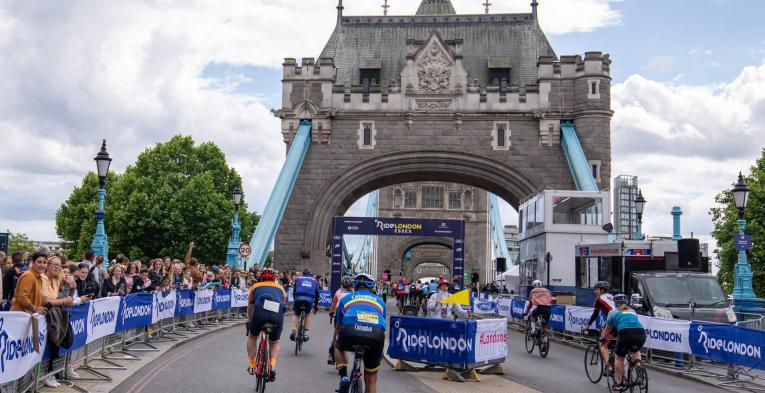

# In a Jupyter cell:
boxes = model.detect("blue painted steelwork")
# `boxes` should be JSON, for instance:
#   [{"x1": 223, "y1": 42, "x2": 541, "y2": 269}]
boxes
[
  {"x1": 246, "y1": 120, "x2": 312, "y2": 269},
  {"x1": 91, "y1": 187, "x2": 109, "y2": 258},
  {"x1": 560, "y1": 121, "x2": 598, "y2": 192},
  {"x1": 350, "y1": 190, "x2": 379, "y2": 273},
  {"x1": 226, "y1": 208, "x2": 241, "y2": 268},
  {"x1": 488, "y1": 193, "x2": 511, "y2": 263}
]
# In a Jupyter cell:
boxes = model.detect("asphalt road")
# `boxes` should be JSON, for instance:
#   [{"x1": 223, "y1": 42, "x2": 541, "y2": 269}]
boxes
[
  {"x1": 112, "y1": 307, "x2": 727, "y2": 393},
  {"x1": 111, "y1": 312, "x2": 437, "y2": 393}
]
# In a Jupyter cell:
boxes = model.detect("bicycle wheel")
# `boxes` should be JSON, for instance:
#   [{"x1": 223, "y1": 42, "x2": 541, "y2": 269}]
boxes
[
  {"x1": 630, "y1": 363, "x2": 647, "y2": 393},
  {"x1": 538, "y1": 330, "x2": 550, "y2": 358},
  {"x1": 295, "y1": 312, "x2": 304, "y2": 355},
  {"x1": 584, "y1": 343, "x2": 604, "y2": 384},
  {"x1": 524, "y1": 327, "x2": 535, "y2": 353}
]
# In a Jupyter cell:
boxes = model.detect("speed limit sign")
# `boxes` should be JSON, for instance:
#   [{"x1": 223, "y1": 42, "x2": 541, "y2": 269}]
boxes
[{"x1": 238, "y1": 242, "x2": 252, "y2": 257}]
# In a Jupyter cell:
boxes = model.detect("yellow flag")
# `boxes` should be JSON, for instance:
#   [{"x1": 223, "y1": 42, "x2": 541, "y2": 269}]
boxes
[{"x1": 439, "y1": 289, "x2": 471, "y2": 306}]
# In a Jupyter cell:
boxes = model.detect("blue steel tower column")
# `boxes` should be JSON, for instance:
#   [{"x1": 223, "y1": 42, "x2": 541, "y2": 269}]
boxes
[{"x1": 226, "y1": 208, "x2": 241, "y2": 267}]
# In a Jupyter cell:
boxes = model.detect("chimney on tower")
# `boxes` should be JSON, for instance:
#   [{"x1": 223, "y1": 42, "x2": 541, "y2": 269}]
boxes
[
  {"x1": 531, "y1": 0, "x2": 539, "y2": 24},
  {"x1": 671, "y1": 206, "x2": 683, "y2": 240},
  {"x1": 337, "y1": 0, "x2": 344, "y2": 25}
]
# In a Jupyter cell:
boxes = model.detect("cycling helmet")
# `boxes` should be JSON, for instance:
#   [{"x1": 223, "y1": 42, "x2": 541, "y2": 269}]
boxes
[
  {"x1": 341, "y1": 275, "x2": 354, "y2": 289},
  {"x1": 302, "y1": 268, "x2": 312, "y2": 276},
  {"x1": 614, "y1": 294, "x2": 628, "y2": 306},
  {"x1": 260, "y1": 268, "x2": 277, "y2": 281},
  {"x1": 352, "y1": 273, "x2": 375, "y2": 290},
  {"x1": 594, "y1": 281, "x2": 611, "y2": 291},
  {"x1": 532, "y1": 280, "x2": 543, "y2": 288}
]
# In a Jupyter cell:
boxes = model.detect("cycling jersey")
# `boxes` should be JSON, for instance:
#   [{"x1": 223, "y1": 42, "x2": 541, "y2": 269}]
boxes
[
  {"x1": 528, "y1": 287, "x2": 553, "y2": 306},
  {"x1": 336, "y1": 290, "x2": 387, "y2": 330},
  {"x1": 294, "y1": 276, "x2": 319, "y2": 298},
  {"x1": 248, "y1": 281, "x2": 287, "y2": 340},
  {"x1": 330, "y1": 288, "x2": 352, "y2": 313},
  {"x1": 587, "y1": 293, "x2": 615, "y2": 327},
  {"x1": 606, "y1": 309, "x2": 643, "y2": 332}
]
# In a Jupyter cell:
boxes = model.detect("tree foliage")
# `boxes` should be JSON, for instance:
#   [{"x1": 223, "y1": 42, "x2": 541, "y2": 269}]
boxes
[
  {"x1": 56, "y1": 136, "x2": 260, "y2": 264},
  {"x1": 7, "y1": 232, "x2": 36, "y2": 255},
  {"x1": 710, "y1": 149, "x2": 765, "y2": 295}
]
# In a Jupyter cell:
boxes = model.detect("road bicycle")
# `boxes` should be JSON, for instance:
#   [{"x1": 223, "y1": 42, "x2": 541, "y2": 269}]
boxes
[
  {"x1": 524, "y1": 314, "x2": 551, "y2": 358},
  {"x1": 250, "y1": 323, "x2": 275, "y2": 393},
  {"x1": 337, "y1": 345, "x2": 369, "y2": 393},
  {"x1": 582, "y1": 329, "x2": 648, "y2": 392},
  {"x1": 295, "y1": 308, "x2": 306, "y2": 355}
]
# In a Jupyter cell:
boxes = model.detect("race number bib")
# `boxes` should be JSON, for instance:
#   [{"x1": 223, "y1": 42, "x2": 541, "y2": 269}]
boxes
[
  {"x1": 357, "y1": 312, "x2": 379, "y2": 324},
  {"x1": 263, "y1": 300, "x2": 280, "y2": 313}
]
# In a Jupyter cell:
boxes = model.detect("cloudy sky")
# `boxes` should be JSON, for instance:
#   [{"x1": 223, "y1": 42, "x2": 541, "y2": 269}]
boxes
[{"x1": 1, "y1": 0, "x2": 764, "y2": 262}]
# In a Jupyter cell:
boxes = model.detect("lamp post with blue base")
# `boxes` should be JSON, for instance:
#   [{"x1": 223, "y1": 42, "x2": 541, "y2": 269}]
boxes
[
  {"x1": 730, "y1": 172, "x2": 765, "y2": 313},
  {"x1": 226, "y1": 187, "x2": 243, "y2": 268},
  {"x1": 91, "y1": 140, "x2": 112, "y2": 259},
  {"x1": 634, "y1": 189, "x2": 646, "y2": 241}
]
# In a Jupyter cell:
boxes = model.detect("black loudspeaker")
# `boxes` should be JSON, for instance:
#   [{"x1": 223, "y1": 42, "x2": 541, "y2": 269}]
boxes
[
  {"x1": 678, "y1": 238, "x2": 700, "y2": 270},
  {"x1": 471, "y1": 272, "x2": 480, "y2": 284},
  {"x1": 496, "y1": 258, "x2": 507, "y2": 273}
]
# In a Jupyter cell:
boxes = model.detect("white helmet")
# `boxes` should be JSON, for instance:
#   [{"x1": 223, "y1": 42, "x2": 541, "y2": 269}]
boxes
[{"x1": 532, "y1": 280, "x2": 543, "y2": 288}]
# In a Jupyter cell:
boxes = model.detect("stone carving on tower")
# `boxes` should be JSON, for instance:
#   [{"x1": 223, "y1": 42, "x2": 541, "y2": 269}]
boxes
[{"x1": 417, "y1": 44, "x2": 451, "y2": 92}]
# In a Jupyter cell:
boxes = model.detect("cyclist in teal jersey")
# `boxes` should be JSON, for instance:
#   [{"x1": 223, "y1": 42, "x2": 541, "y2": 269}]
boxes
[{"x1": 602, "y1": 294, "x2": 646, "y2": 390}]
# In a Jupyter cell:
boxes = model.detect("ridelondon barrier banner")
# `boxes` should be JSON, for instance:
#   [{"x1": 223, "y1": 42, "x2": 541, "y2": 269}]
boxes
[
  {"x1": 194, "y1": 289, "x2": 214, "y2": 314},
  {"x1": 690, "y1": 321, "x2": 765, "y2": 370},
  {"x1": 0, "y1": 312, "x2": 47, "y2": 384},
  {"x1": 176, "y1": 290, "x2": 195, "y2": 316},
  {"x1": 231, "y1": 288, "x2": 249, "y2": 308},
  {"x1": 153, "y1": 290, "x2": 177, "y2": 324},
  {"x1": 387, "y1": 316, "x2": 507, "y2": 368},
  {"x1": 117, "y1": 292, "x2": 154, "y2": 331},
  {"x1": 318, "y1": 290, "x2": 333, "y2": 308},
  {"x1": 212, "y1": 289, "x2": 232, "y2": 311},
  {"x1": 87, "y1": 296, "x2": 120, "y2": 344}
]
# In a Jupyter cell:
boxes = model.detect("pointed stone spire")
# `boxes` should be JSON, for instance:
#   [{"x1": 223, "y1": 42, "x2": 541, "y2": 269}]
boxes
[
  {"x1": 337, "y1": 0, "x2": 344, "y2": 25},
  {"x1": 415, "y1": 0, "x2": 456, "y2": 16}
]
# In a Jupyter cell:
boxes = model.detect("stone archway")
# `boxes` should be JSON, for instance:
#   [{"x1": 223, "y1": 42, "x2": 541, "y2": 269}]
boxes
[{"x1": 280, "y1": 149, "x2": 538, "y2": 275}]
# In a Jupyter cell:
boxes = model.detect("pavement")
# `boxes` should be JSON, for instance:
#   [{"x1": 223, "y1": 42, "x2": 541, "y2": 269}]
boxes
[{"x1": 38, "y1": 305, "x2": 730, "y2": 392}]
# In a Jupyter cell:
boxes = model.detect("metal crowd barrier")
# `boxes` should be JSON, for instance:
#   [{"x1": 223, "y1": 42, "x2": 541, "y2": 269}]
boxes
[
  {"x1": 0, "y1": 306, "x2": 247, "y2": 393},
  {"x1": 490, "y1": 295, "x2": 765, "y2": 393}
]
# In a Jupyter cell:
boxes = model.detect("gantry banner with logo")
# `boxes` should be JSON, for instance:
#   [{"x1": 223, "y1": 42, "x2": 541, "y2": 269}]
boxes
[{"x1": 331, "y1": 217, "x2": 465, "y2": 294}]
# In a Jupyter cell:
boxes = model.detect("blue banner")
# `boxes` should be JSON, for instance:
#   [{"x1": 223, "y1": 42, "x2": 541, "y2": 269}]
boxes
[
  {"x1": 176, "y1": 290, "x2": 195, "y2": 316},
  {"x1": 511, "y1": 299, "x2": 527, "y2": 319},
  {"x1": 117, "y1": 293, "x2": 154, "y2": 331},
  {"x1": 550, "y1": 305, "x2": 566, "y2": 330},
  {"x1": 388, "y1": 316, "x2": 471, "y2": 366},
  {"x1": 318, "y1": 290, "x2": 332, "y2": 308},
  {"x1": 61, "y1": 304, "x2": 89, "y2": 354},
  {"x1": 690, "y1": 322, "x2": 765, "y2": 370},
  {"x1": 212, "y1": 289, "x2": 232, "y2": 310}
]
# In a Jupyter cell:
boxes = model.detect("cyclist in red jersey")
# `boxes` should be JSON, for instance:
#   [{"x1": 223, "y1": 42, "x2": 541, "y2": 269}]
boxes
[{"x1": 327, "y1": 276, "x2": 354, "y2": 364}]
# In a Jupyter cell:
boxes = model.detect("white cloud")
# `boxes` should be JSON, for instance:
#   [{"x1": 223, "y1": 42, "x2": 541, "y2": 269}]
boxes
[
  {"x1": 611, "y1": 61, "x2": 765, "y2": 251},
  {"x1": 644, "y1": 55, "x2": 675, "y2": 73}
]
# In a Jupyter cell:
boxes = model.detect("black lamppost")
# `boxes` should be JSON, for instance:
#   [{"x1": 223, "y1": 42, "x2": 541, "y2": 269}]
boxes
[
  {"x1": 545, "y1": 252, "x2": 553, "y2": 286},
  {"x1": 634, "y1": 189, "x2": 646, "y2": 241},
  {"x1": 91, "y1": 140, "x2": 112, "y2": 258}
]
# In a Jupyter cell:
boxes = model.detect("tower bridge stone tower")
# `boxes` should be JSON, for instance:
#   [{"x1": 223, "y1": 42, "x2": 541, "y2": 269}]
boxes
[{"x1": 273, "y1": 0, "x2": 612, "y2": 279}]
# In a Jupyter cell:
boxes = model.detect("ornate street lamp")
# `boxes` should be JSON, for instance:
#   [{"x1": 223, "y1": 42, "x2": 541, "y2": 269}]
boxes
[
  {"x1": 226, "y1": 187, "x2": 243, "y2": 267},
  {"x1": 730, "y1": 172, "x2": 763, "y2": 311},
  {"x1": 634, "y1": 189, "x2": 646, "y2": 241},
  {"x1": 91, "y1": 140, "x2": 112, "y2": 258}
]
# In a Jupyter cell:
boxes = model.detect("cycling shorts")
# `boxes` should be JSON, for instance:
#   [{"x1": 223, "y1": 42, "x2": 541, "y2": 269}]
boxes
[
  {"x1": 293, "y1": 297, "x2": 314, "y2": 313},
  {"x1": 615, "y1": 328, "x2": 646, "y2": 357},
  {"x1": 336, "y1": 324, "x2": 385, "y2": 374},
  {"x1": 531, "y1": 305, "x2": 551, "y2": 325},
  {"x1": 250, "y1": 305, "x2": 285, "y2": 341}
]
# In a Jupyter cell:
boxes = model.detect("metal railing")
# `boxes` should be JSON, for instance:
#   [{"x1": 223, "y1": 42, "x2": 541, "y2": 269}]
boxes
[{"x1": 0, "y1": 307, "x2": 247, "y2": 393}]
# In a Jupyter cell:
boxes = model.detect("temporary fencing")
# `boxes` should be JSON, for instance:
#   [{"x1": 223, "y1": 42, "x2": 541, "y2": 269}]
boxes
[{"x1": 0, "y1": 288, "x2": 254, "y2": 392}]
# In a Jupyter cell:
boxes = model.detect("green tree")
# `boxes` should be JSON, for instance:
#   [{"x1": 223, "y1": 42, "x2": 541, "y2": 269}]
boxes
[
  {"x1": 710, "y1": 149, "x2": 765, "y2": 295},
  {"x1": 7, "y1": 232, "x2": 36, "y2": 255},
  {"x1": 55, "y1": 172, "x2": 121, "y2": 260},
  {"x1": 56, "y1": 135, "x2": 260, "y2": 264}
]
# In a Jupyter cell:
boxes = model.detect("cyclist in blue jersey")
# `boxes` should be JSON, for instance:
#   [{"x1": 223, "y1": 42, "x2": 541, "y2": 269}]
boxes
[
  {"x1": 335, "y1": 273, "x2": 387, "y2": 393},
  {"x1": 603, "y1": 294, "x2": 646, "y2": 390},
  {"x1": 246, "y1": 268, "x2": 286, "y2": 381},
  {"x1": 290, "y1": 268, "x2": 319, "y2": 342}
]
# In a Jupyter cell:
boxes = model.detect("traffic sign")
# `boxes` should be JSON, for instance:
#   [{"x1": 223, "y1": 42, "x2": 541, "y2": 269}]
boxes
[
  {"x1": 238, "y1": 242, "x2": 252, "y2": 257},
  {"x1": 734, "y1": 235, "x2": 752, "y2": 251}
]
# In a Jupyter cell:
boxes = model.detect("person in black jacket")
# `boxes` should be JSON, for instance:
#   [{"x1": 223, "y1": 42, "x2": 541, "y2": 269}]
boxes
[
  {"x1": 132, "y1": 269, "x2": 155, "y2": 293},
  {"x1": 76, "y1": 263, "x2": 100, "y2": 299},
  {"x1": 101, "y1": 265, "x2": 127, "y2": 297},
  {"x1": 2, "y1": 252, "x2": 26, "y2": 310}
]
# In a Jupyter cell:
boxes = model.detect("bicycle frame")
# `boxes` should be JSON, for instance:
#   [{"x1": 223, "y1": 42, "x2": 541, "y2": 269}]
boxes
[{"x1": 349, "y1": 349, "x2": 366, "y2": 393}]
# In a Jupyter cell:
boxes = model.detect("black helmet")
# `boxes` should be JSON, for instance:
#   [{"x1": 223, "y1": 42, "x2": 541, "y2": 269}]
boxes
[
  {"x1": 341, "y1": 275, "x2": 354, "y2": 289},
  {"x1": 614, "y1": 294, "x2": 628, "y2": 306},
  {"x1": 302, "y1": 268, "x2": 312, "y2": 276},
  {"x1": 594, "y1": 281, "x2": 611, "y2": 291}
]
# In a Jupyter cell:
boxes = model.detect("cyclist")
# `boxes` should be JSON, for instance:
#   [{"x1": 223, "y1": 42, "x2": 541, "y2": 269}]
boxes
[
  {"x1": 335, "y1": 273, "x2": 386, "y2": 393},
  {"x1": 581, "y1": 281, "x2": 615, "y2": 373},
  {"x1": 290, "y1": 268, "x2": 319, "y2": 342},
  {"x1": 246, "y1": 268, "x2": 286, "y2": 382},
  {"x1": 523, "y1": 280, "x2": 554, "y2": 335},
  {"x1": 327, "y1": 276, "x2": 354, "y2": 364},
  {"x1": 602, "y1": 294, "x2": 646, "y2": 390}
]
